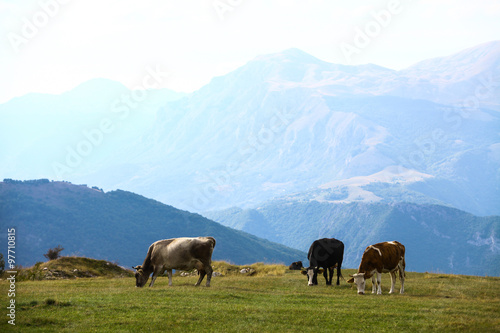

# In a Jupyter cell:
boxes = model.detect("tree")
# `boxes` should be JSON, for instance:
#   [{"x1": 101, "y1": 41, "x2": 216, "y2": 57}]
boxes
[{"x1": 44, "y1": 245, "x2": 64, "y2": 261}]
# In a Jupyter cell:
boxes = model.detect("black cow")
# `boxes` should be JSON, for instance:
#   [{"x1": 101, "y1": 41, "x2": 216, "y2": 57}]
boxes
[
  {"x1": 301, "y1": 238, "x2": 344, "y2": 286},
  {"x1": 289, "y1": 261, "x2": 303, "y2": 270}
]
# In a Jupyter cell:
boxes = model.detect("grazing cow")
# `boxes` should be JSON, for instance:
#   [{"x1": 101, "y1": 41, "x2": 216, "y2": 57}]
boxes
[
  {"x1": 301, "y1": 238, "x2": 344, "y2": 286},
  {"x1": 347, "y1": 241, "x2": 405, "y2": 295},
  {"x1": 133, "y1": 237, "x2": 216, "y2": 287},
  {"x1": 289, "y1": 261, "x2": 303, "y2": 270}
]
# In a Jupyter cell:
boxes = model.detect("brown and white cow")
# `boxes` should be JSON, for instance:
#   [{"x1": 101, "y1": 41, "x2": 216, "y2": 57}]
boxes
[
  {"x1": 133, "y1": 237, "x2": 216, "y2": 287},
  {"x1": 347, "y1": 241, "x2": 405, "y2": 295}
]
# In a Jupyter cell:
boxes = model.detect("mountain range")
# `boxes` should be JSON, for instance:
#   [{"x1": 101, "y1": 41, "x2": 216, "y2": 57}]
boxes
[
  {"x1": 0, "y1": 180, "x2": 305, "y2": 268},
  {"x1": 1, "y1": 41, "x2": 498, "y2": 216},
  {"x1": 204, "y1": 200, "x2": 500, "y2": 276},
  {"x1": 1, "y1": 179, "x2": 498, "y2": 276}
]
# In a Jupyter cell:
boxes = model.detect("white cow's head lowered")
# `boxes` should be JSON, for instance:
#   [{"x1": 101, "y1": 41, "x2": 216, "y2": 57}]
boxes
[
  {"x1": 301, "y1": 267, "x2": 324, "y2": 286},
  {"x1": 348, "y1": 273, "x2": 366, "y2": 294}
]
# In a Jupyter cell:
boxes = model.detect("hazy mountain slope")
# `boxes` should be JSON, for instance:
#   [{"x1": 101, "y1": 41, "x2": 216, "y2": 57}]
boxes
[
  {"x1": 0, "y1": 180, "x2": 305, "y2": 267},
  {"x1": 397, "y1": 40, "x2": 500, "y2": 108},
  {"x1": 0, "y1": 79, "x2": 186, "y2": 180},
  {"x1": 106, "y1": 42, "x2": 500, "y2": 214},
  {"x1": 205, "y1": 201, "x2": 500, "y2": 276},
  {"x1": 1, "y1": 42, "x2": 499, "y2": 216},
  {"x1": 125, "y1": 92, "x2": 499, "y2": 214}
]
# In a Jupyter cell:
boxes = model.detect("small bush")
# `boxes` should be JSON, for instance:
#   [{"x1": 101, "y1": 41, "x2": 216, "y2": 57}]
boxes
[{"x1": 44, "y1": 245, "x2": 64, "y2": 261}]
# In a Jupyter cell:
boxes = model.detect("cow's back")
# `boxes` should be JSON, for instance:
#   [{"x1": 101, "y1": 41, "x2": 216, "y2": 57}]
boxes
[
  {"x1": 308, "y1": 238, "x2": 344, "y2": 266},
  {"x1": 151, "y1": 237, "x2": 215, "y2": 270},
  {"x1": 188, "y1": 237, "x2": 215, "y2": 260},
  {"x1": 362, "y1": 241, "x2": 404, "y2": 272}
]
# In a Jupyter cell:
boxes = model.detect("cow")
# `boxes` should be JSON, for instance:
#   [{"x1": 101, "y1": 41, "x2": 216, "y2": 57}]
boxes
[
  {"x1": 301, "y1": 238, "x2": 344, "y2": 286},
  {"x1": 289, "y1": 261, "x2": 303, "y2": 270},
  {"x1": 132, "y1": 237, "x2": 216, "y2": 288},
  {"x1": 347, "y1": 241, "x2": 405, "y2": 295}
]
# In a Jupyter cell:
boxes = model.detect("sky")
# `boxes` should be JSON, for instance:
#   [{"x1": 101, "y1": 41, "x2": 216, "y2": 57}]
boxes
[{"x1": 1, "y1": 0, "x2": 499, "y2": 104}]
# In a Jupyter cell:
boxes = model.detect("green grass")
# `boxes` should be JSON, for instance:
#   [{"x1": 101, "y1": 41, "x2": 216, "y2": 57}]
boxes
[{"x1": 1, "y1": 265, "x2": 499, "y2": 332}]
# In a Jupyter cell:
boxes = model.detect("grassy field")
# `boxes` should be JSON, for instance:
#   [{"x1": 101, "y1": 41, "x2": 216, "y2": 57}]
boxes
[{"x1": 1, "y1": 262, "x2": 499, "y2": 332}]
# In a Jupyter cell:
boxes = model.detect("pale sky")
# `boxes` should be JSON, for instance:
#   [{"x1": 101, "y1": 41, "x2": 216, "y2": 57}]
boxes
[{"x1": 1, "y1": 0, "x2": 499, "y2": 103}]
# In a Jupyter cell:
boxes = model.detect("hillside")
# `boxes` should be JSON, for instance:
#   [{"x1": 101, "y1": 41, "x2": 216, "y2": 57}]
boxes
[
  {"x1": 0, "y1": 42, "x2": 499, "y2": 216},
  {"x1": 15, "y1": 256, "x2": 134, "y2": 281},
  {"x1": 0, "y1": 180, "x2": 305, "y2": 267},
  {"x1": 204, "y1": 200, "x2": 500, "y2": 276}
]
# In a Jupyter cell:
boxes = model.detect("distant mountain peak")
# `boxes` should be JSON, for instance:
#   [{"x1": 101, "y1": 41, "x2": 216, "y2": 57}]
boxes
[
  {"x1": 252, "y1": 48, "x2": 326, "y2": 66},
  {"x1": 401, "y1": 40, "x2": 500, "y2": 81}
]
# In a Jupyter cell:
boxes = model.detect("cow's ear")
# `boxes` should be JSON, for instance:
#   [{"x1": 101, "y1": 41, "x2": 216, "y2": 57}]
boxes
[
  {"x1": 347, "y1": 278, "x2": 354, "y2": 284},
  {"x1": 132, "y1": 265, "x2": 141, "y2": 270},
  {"x1": 300, "y1": 270, "x2": 307, "y2": 275}
]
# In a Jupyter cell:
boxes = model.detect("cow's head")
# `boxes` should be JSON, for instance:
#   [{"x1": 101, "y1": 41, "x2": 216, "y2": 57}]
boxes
[
  {"x1": 348, "y1": 273, "x2": 366, "y2": 294},
  {"x1": 132, "y1": 265, "x2": 149, "y2": 287},
  {"x1": 301, "y1": 267, "x2": 324, "y2": 286}
]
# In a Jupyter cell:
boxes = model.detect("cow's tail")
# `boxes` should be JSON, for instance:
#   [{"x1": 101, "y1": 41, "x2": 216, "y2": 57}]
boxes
[
  {"x1": 338, "y1": 262, "x2": 345, "y2": 281},
  {"x1": 400, "y1": 256, "x2": 406, "y2": 280},
  {"x1": 397, "y1": 247, "x2": 406, "y2": 281}
]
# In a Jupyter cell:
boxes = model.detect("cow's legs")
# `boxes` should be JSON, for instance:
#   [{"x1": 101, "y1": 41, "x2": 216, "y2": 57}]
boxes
[
  {"x1": 167, "y1": 269, "x2": 173, "y2": 286},
  {"x1": 376, "y1": 272, "x2": 382, "y2": 294},
  {"x1": 324, "y1": 267, "x2": 332, "y2": 285},
  {"x1": 371, "y1": 275, "x2": 377, "y2": 294},
  {"x1": 399, "y1": 259, "x2": 405, "y2": 294},
  {"x1": 149, "y1": 275, "x2": 157, "y2": 287},
  {"x1": 336, "y1": 264, "x2": 342, "y2": 286},
  {"x1": 194, "y1": 262, "x2": 213, "y2": 287},
  {"x1": 149, "y1": 267, "x2": 163, "y2": 287},
  {"x1": 195, "y1": 269, "x2": 206, "y2": 287},
  {"x1": 205, "y1": 264, "x2": 213, "y2": 287},
  {"x1": 389, "y1": 271, "x2": 397, "y2": 294}
]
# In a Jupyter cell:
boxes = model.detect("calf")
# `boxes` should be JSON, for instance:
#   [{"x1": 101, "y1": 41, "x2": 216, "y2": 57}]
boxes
[{"x1": 348, "y1": 241, "x2": 405, "y2": 295}]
